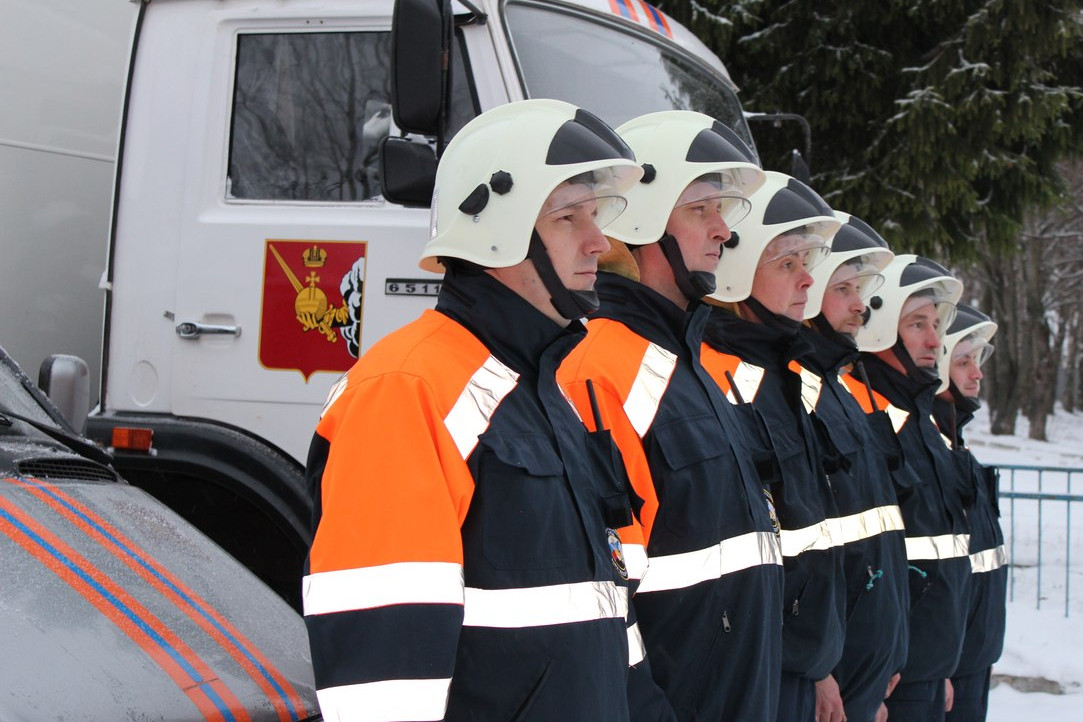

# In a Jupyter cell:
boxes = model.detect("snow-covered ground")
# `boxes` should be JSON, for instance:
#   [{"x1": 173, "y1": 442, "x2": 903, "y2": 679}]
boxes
[{"x1": 963, "y1": 406, "x2": 1083, "y2": 720}]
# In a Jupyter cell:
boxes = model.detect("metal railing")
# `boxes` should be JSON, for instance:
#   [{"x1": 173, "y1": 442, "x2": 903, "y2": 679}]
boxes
[{"x1": 997, "y1": 464, "x2": 1083, "y2": 617}]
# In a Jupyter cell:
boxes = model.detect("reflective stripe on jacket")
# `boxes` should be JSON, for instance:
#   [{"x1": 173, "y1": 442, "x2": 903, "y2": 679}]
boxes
[
  {"x1": 933, "y1": 398, "x2": 1008, "y2": 676},
  {"x1": 797, "y1": 326, "x2": 910, "y2": 719},
  {"x1": 559, "y1": 273, "x2": 783, "y2": 722},
  {"x1": 858, "y1": 354, "x2": 972, "y2": 682},
  {"x1": 702, "y1": 308, "x2": 845, "y2": 682},
  {"x1": 304, "y1": 272, "x2": 646, "y2": 722}
]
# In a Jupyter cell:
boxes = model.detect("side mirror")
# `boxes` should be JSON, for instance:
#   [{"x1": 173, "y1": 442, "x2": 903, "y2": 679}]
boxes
[
  {"x1": 380, "y1": 136, "x2": 438, "y2": 207},
  {"x1": 390, "y1": 0, "x2": 451, "y2": 138},
  {"x1": 39, "y1": 354, "x2": 90, "y2": 434}
]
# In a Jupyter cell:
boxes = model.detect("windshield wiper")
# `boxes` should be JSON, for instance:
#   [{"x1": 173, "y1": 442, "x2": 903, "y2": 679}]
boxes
[{"x1": 0, "y1": 407, "x2": 114, "y2": 468}]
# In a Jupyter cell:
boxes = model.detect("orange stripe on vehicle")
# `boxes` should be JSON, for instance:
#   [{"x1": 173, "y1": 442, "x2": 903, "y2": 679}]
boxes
[
  {"x1": 637, "y1": 1, "x2": 672, "y2": 36},
  {"x1": 0, "y1": 491, "x2": 248, "y2": 722},
  {"x1": 609, "y1": 0, "x2": 639, "y2": 22},
  {"x1": 10, "y1": 476, "x2": 307, "y2": 722}
]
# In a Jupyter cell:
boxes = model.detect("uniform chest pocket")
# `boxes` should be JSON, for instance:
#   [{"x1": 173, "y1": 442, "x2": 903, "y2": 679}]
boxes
[
  {"x1": 820, "y1": 417, "x2": 861, "y2": 459},
  {"x1": 889, "y1": 452, "x2": 931, "y2": 498},
  {"x1": 764, "y1": 420, "x2": 808, "y2": 482},
  {"x1": 474, "y1": 430, "x2": 578, "y2": 571},
  {"x1": 651, "y1": 414, "x2": 736, "y2": 540}
]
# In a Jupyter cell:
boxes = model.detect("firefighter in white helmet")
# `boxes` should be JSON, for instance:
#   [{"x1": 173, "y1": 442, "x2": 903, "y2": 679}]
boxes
[
  {"x1": 559, "y1": 110, "x2": 786, "y2": 722},
  {"x1": 304, "y1": 99, "x2": 680, "y2": 721},
  {"x1": 700, "y1": 171, "x2": 845, "y2": 722},
  {"x1": 849, "y1": 255, "x2": 969, "y2": 722},
  {"x1": 794, "y1": 212, "x2": 909, "y2": 722},
  {"x1": 934, "y1": 305, "x2": 1006, "y2": 722}
]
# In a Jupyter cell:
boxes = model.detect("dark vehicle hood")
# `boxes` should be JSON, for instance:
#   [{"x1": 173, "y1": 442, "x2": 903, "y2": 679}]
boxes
[{"x1": 1, "y1": 452, "x2": 319, "y2": 720}]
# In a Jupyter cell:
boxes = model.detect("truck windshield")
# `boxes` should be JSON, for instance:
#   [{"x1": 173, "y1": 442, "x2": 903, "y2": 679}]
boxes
[{"x1": 504, "y1": 1, "x2": 754, "y2": 151}]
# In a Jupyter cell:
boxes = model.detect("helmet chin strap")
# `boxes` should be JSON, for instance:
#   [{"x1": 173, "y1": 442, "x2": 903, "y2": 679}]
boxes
[
  {"x1": 891, "y1": 339, "x2": 939, "y2": 384},
  {"x1": 657, "y1": 233, "x2": 716, "y2": 301},
  {"x1": 812, "y1": 313, "x2": 858, "y2": 350},
  {"x1": 743, "y1": 296, "x2": 802, "y2": 335},
  {"x1": 948, "y1": 378, "x2": 982, "y2": 413},
  {"x1": 527, "y1": 229, "x2": 600, "y2": 321}
]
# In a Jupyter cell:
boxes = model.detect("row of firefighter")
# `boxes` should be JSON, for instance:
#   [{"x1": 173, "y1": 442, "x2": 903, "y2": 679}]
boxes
[{"x1": 294, "y1": 100, "x2": 1003, "y2": 722}]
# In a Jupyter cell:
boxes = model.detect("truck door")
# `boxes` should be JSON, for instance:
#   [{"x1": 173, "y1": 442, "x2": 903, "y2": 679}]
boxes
[{"x1": 109, "y1": 5, "x2": 483, "y2": 464}]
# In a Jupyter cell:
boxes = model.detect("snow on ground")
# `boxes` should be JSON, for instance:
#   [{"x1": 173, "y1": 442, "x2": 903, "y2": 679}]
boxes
[{"x1": 963, "y1": 406, "x2": 1083, "y2": 720}]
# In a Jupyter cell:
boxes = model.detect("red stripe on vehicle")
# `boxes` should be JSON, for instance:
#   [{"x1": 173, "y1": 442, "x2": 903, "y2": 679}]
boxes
[
  {"x1": 609, "y1": 0, "x2": 639, "y2": 22},
  {"x1": 637, "y1": 1, "x2": 672, "y2": 37},
  {"x1": 0, "y1": 491, "x2": 248, "y2": 722},
  {"x1": 10, "y1": 476, "x2": 308, "y2": 722}
]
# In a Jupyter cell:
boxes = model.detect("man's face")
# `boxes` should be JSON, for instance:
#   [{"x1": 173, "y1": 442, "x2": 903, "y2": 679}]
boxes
[
  {"x1": 949, "y1": 340, "x2": 985, "y2": 398},
  {"x1": 534, "y1": 182, "x2": 611, "y2": 293},
  {"x1": 750, "y1": 235, "x2": 816, "y2": 321},
  {"x1": 820, "y1": 273, "x2": 867, "y2": 336},
  {"x1": 664, "y1": 180, "x2": 734, "y2": 275},
  {"x1": 897, "y1": 301, "x2": 943, "y2": 368}
]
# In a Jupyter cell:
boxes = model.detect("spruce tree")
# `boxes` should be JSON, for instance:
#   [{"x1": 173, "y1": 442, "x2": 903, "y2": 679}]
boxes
[{"x1": 668, "y1": 0, "x2": 1083, "y2": 260}]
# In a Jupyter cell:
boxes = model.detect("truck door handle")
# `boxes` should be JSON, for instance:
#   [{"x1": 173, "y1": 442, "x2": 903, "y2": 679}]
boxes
[{"x1": 175, "y1": 322, "x2": 242, "y2": 339}]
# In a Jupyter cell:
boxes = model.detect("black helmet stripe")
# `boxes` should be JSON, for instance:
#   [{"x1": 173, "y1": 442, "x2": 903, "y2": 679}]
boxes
[
  {"x1": 831, "y1": 219, "x2": 890, "y2": 254},
  {"x1": 546, "y1": 109, "x2": 636, "y2": 165},
  {"x1": 899, "y1": 257, "x2": 953, "y2": 287},
  {"x1": 947, "y1": 303, "x2": 992, "y2": 335},
  {"x1": 762, "y1": 178, "x2": 833, "y2": 226},
  {"x1": 685, "y1": 123, "x2": 756, "y2": 164}
]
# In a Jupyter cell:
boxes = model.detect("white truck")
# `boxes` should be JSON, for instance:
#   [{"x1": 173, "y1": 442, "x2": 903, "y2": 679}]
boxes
[{"x1": 3, "y1": 0, "x2": 762, "y2": 610}]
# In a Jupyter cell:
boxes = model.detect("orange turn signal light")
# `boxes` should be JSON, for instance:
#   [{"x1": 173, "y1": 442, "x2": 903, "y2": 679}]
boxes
[{"x1": 111, "y1": 427, "x2": 154, "y2": 452}]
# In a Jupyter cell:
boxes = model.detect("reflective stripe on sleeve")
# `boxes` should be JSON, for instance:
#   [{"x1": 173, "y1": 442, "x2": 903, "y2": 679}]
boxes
[
  {"x1": 315, "y1": 677, "x2": 451, "y2": 722},
  {"x1": 970, "y1": 544, "x2": 1008, "y2": 573},
  {"x1": 463, "y1": 581, "x2": 627, "y2": 628},
  {"x1": 444, "y1": 355, "x2": 519, "y2": 459},
  {"x1": 303, "y1": 562, "x2": 464, "y2": 616},
  {"x1": 637, "y1": 531, "x2": 783, "y2": 594},
  {"x1": 932, "y1": 414, "x2": 955, "y2": 449},
  {"x1": 724, "y1": 361, "x2": 765, "y2": 405},
  {"x1": 624, "y1": 343, "x2": 677, "y2": 438},
  {"x1": 627, "y1": 622, "x2": 646, "y2": 666},
  {"x1": 623, "y1": 542, "x2": 648, "y2": 582},
  {"x1": 827, "y1": 505, "x2": 906, "y2": 545},
  {"x1": 905, "y1": 533, "x2": 971, "y2": 561},
  {"x1": 320, "y1": 373, "x2": 350, "y2": 419},
  {"x1": 780, "y1": 519, "x2": 842, "y2": 558},
  {"x1": 885, "y1": 404, "x2": 909, "y2": 433},
  {"x1": 795, "y1": 366, "x2": 823, "y2": 414}
]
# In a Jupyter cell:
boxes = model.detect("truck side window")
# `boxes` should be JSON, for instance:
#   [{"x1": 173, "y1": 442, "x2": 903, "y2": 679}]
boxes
[{"x1": 228, "y1": 31, "x2": 392, "y2": 202}]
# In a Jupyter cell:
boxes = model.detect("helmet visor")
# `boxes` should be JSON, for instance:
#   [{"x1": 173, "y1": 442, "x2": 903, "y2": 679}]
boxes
[
  {"x1": 828, "y1": 256, "x2": 886, "y2": 299},
  {"x1": 540, "y1": 170, "x2": 632, "y2": 231},
  {"x1": 953, "y1": 336, "x2": 995, "y2": 367},
  {"x1": 675, "y1": 173, "x2": 754, "y2": 226},
  {"x1": 901, "y1": 287, "x2": 958, "y2": 336},
  {"x1": 758, "y1": 229, "x2": 831, "y2": 272}
]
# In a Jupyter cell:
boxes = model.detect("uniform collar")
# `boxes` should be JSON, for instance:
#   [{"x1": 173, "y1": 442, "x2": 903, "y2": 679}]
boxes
[
  {"x1": 436, "y1": 269, "x2": 585, "y2": 375},
  {"x1": 798, "y1": 323, "x2": 859, "y2": 375},
  {"x1": 703, "y1": 306, "x2": 813, "y2": 367},
  {"x1": 593, "y1": 271, "x2": 692, "y2": 352},
  {"x1": 860, "y1": 352, "x2": 940, "y2": 410}
]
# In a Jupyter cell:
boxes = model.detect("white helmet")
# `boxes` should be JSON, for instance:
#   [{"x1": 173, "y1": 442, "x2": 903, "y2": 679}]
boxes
[
  {"x1": 804, "y1": 212, "x2": 895, "y2": 319},
  {"x1": 420, "y1": 99, "x2": 643, "y2": 273},
  {"x1": 709, "y1": 171, "x2": 840, "y2": 303},
  {"x1": 937, "y1": 303, "x2": 997, "y2": 393},
  {"x1": 854, "y1": 254, "x2": 963, "y2": 353},
  {"x1": 608, "y1": 111, "x2": 766, "y2": 246}
]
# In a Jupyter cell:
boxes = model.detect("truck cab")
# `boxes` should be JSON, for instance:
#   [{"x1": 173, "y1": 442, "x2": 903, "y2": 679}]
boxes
[{"x1": 87, "y1": 0, "x2": 756, "y2": 609}]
